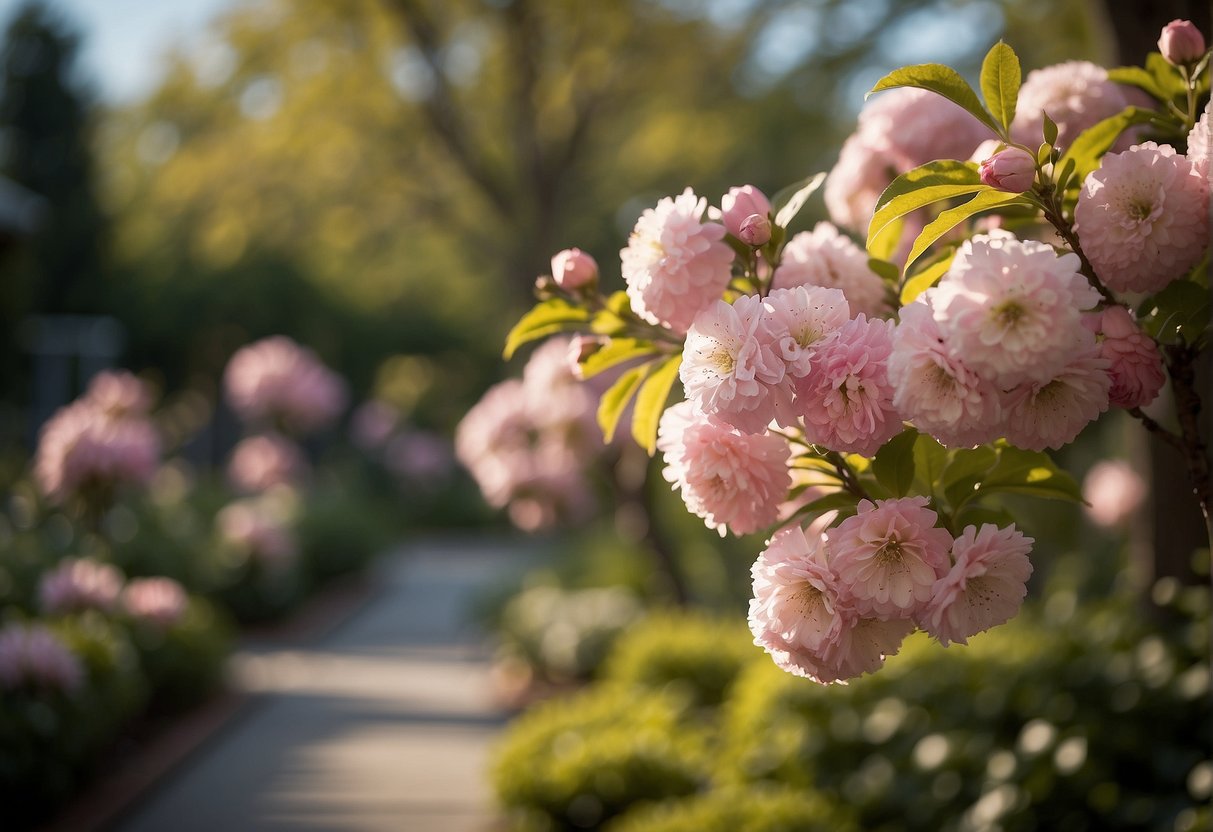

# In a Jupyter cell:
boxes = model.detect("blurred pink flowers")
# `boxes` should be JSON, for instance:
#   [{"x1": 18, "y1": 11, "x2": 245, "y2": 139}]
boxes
[
  {"x1": 1075, "y1": 142, "x2": 1209, "y2": 294},
  {"x1": 1012, "y1": 61, "x2": 1131, "y2": 148},
  {"x1": 224, "y1": 336, "x2": 348, "y2": 434},
  {"x1": 0, "y1": 623, "x2": 83, "y2": 693},
  {"x1": 217, "y1": 500, "x2": 299, "y2": 570},
  {"x1": 1188, "y1": 103, "x2": 1210, "y2": 178},
  {"x1": 227, "y1": 433, "x2": 308, "y2": 493},
  {"x1": 773, "y1": 222, "x2": 890, "y2": 319},
  {"x1": 39, "y1": 557, "x2": 125, "y2": 615},
  {"x1": 123, "y1": 577, "x2": 189, "y2": 629},
  {"x1": 84, "y1": 370, "x2": 154, "y2": 418},
  {"x1": 621, "y1": 188, "x2": 735, "y2": 334},
  {"x1": 1083, "y1": 460, "x2": 1147, "y2": 528},
  {"x1": 34, "y1": 398, "x2": 159, "y2": 506}
]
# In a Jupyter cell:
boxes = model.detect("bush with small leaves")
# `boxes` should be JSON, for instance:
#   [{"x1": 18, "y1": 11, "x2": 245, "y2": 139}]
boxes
[{"x1": 604, "y1": 785, "x2": 859, "y2": 832}]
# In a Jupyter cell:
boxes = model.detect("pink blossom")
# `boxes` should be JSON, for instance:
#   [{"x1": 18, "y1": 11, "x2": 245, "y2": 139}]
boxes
[
  {"x1": 795, "y1": 315, "x2": 902, "y2": 457},
  {"x1": 979, "y1": 147, "x2": 1036, "y2": 193},
  {"x1": 763, "y1": 286, "x2": 850, "y2": 378},
  {"x1": 720, "y1": 185, "x2": 772, "y2": 238},
  {"x1": 1158, "y1": 19, "x2": 1206, "y2": 66},
  {"x1": 932, "y1": 233, "x2": 1100, "y2": 388},
  {"x1": 824, "y1": 134, "x2": 897, "y2": 233},
  {"x1": 680, "y1": 296, "x2": 794, "y2": 434},
  {"x1": 1083, "y1": 459, "x2": 1147, "y2": 528},
  {"x1": 738, "y1": 213, "x2": 772, "y2": 247},
  {"x1": 1188, "y1": 102, "x2": 1210, "y2": 178},
  {"x1": 657, "y1": 402, "x2": 790, "y2": 537},
  {"x1": 621, "y1": 188, "x2": 735, "y2": 334},
  {"x1": 1085, "y1": 305, "x2": 1165, "y2": 408},
  {"x1": 350, "y1": 400, "x2": 400, "y2": 450},
  {"x1": 551, "y1": 248, "x2": 598, "y2": 290},
  {"x1": 123, "y1": 577, "x2": 189, "y2": 629},
  {"x1": 1001, "y1": 346, "x2": 1111, "y2": 451},
  {"x1": 34, "y1": 400, "x2": 160, "y2": 505},
  {"x1": 1075, "y1": 142, "x2": 1209, "y2": 294},
  {"x1": 0, "y1": 623, "x2": 83, "y2": 693},
  {"x1": 1011, "y1": 61, "x2": 1131, "y2": 148},
  {"x1": 521, "y1": 336, "x2": 602, "y2": 441},
  {"x1": 84, "y1": 370, "x2": 154, "y2": 418},
  {"x1": 224, "y1": 336, "x2": 348, "y2": 434},
  {"x1": 921, "y1": 524, "x2": 1034, "y2": 646},
  {"x1": 827, "y1": 616, "x2": 916, "y2": 682},
  {"x1": 227, "y1": 433, "x2": 308, "y2": 493},
  {"x1": 384, "y1": 429, "x2": 454, "y2": 482},
  {"x1": 39, "y1": 557, "x2": 124, "y2": 615},
  {"x1": 773, "y1": 222, "x2": 891, "y2": 319},
  {"x1": 217, "y1": 500, "x2": 298, "y2": 569},
  {"x1": 827, "y1": 497, "x2": 952, "y2": 620},
  {"x1": 889, "y1": 295, "x2": 1002, "y2": 448}
]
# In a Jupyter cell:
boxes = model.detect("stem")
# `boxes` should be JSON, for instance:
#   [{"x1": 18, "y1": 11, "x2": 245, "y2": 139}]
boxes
[
  {"x1": 1164, "y1": 342, "x2": 1213, "y2": 548},
  {"x1": 824, "y1": 452, "x2": 871, "y2": 501},
  {"x1": 1126, "y1": 407, "x2": 1185, "y2": 451},
  {"x1": 1037, "y1": 195, "x2": 1117, "y2": 304}
]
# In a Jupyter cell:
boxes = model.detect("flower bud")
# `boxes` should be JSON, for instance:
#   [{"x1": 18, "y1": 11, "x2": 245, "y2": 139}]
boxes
[
  {"x1": 550, "y1": 248, "x2": 598, "y2": 290},
  {"x1": 979, "y1": 147, "x2": 1036, "y2": 193},
  {"x1": 720, "y1": 185, "x2": 771, "y2": 238},
  {"x1": 738, "y1": 213, "x2": 771, "y2": 246},
  {"x1": 1158, "y1": 19, "x2": 1206, "y2": 66}
]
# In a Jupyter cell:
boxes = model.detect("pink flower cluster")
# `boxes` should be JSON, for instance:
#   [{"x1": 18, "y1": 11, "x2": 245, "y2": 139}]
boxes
[
  {"x1": 456, "y1": 337, "x2": 598, "y2": 532},
  {"x1": 217, "y1": 500, "x2": 299, "y2": 570},
  {"x1": 749, "y1": 498, "x2": 1033, "y2": 683},
  {"x1": 228, "y1": 433, "x2": 309, "y2": 493},
  {"x1": 1011, "y1": 61, "x2": 1138, "y2": 149},
  {"x1": 123, "y1": 577, "x2": 189, "y2": 629},
  {"x1": 891, "y1": 233, "x2": 1115, "y2": 450},
  {"x1": 224, "y1": 336, "x2": 348, "y2": 434},
  {"x1": 0, "y1": 622, "x2": 83, "y2": 693},
  {"x1": 825, "y1": 88, "x2": 994, "y2": 233},
  {"x1": 34, "y1": 379, "x2": 160, "y2": 506},
  {"x1": 39, "y1": 558, "x2": 124, "y2": 615}
]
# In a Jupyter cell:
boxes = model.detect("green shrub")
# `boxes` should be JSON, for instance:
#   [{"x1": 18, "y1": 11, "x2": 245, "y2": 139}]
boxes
[
  {"x1": 125, "y1": 596, "x2": 233, "y2": 711},
  {"x1": 718, "y1": 590, "x2": 1210, "y2": 832},
  {"x1": 601, "y1": 612, "x2": 759, "y2": 709},
  {"x1": 492, "y1": 685, "x2": 711, "y2": 831},
  {"x1": 605, "y1": 785, "x2": 859, "y2": 832},
  {"x1": 296, "y1": 480, "x2": 390, "y2": 584}
]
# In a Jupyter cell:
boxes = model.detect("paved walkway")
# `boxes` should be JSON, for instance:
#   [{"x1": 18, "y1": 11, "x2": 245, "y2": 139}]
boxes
[{"x1": 112, "y1": 538, "x2": 538, "y2": 832}]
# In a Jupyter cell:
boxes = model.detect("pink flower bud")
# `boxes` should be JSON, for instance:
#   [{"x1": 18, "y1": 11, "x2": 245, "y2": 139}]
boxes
[
  {"x1": 1158, "y1": 19, "x2": 1206, "y2": 66},
  {"x1": 551, "y1": 248, "x2": 598, "y2": 290},
  {"x1": 738, "y1": 213, "x2": 772, "y2": 246},
  {"x1": 720, "y1": 185, "x2": 771, "y2": 238},
  {"x1": 979, "y1": 147, "x2": 1036, "y2": 193}
]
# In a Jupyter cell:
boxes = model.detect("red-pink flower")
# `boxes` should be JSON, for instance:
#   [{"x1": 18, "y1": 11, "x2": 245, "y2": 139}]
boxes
[
  {"x1": 921, "y1": 524, "x2": 1034, "y2": 646},
  {"x1": 224, "y1": 336, "x2": 348, "y2": 434},
  {"x1": 39, "y1": 558, "x2": 124, "y2": 615},
  {"x1": 657, "y1": 402, "x2": 790, "y2": 537},
  {"x1": 0, "y1": 623, "x2": 83, "y2": 693},
  {"x1": 621, "y1": 188, "x2": 735, "y2": 334},
  {"x1": 1085, "y1": 305, "x2": 1165, "y2": 409},
  {"x1": 795, "y1": 315, "x2": 902, "y2": 457},
  {"x1": 680, "y1": 296, "x2": 794, "y2": 434},
  {"x1": 827, "y1": 497, "x2": 952, "y2": 620},
  {"x1": 773, "y1": 223, "x2": 890, "y2": 320},
  {"x1": 123, "y1": 577, "x2": 189, "y2": 629},
  {"x1": 228, "y1": 433, "x2": 309, "y2": 493},
  {"x1": 1001, "y1": 347, "x2": 1110, "y2": 451},
  {"x1": 1075, "y1": 142, "x2": 1209, "y2": 294}
]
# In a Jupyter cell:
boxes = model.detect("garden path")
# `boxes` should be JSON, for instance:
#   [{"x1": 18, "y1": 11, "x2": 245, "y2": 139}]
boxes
[{"x1": 111, "y1": 537, "x2": 536, "y2": 832}]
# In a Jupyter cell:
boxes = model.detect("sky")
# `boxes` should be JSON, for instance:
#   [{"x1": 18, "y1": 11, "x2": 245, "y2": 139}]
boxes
[{"x1": 0, "y1": 0, "x2": 243, "y2": 102}]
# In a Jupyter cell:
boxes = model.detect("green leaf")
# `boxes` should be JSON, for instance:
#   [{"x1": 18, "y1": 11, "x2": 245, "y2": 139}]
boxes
[
  {"x1": 977, "y1": 446, "x2": 1083, "y2": 503},
  {"x1": 953, "y1": 505, "x2": 1017, "y2": 531},
  {"x1": 1042, "y1": 112, "x2": 1058, "y2": 146},
  {"x1": 941, "y1": 445, "x2": 999, "y2": 510},
  {"x1": 911, "y1": 433, "x2": 949, "y2": 498},
  {"x1": 630, "y1": 355, "x2": 682, "y2": 454},
  {"x1": 902, "y1": 190, "x2": 1031, "y2": 274},
  {"x1": 1145, "y1": 52, "x2": 1190, "y2": 100},
  {"x1": 872, "y1": 428, "x2": 919, "y2": 497},
  {"x1": 980, "y1": 41, "x2": 1020, "y2": 132},
  {"x1": 867, "y1": 216, "x2": 904, "y2": 262},
  {"x1": 1106, "y1": 66, "x2": 1168, "y2": 102},
  {"x1": 1059, "y1": 106, "x2": 1159, "y2": 181},
  {"x1": 900, "y1": 249, "x2": 956, "y2": 305},
  {"x1": 579, "y1": 338, "x2": 660, "y2": 379},
  {"x1": 867, "y1": 160, "x2": 984, "y2": 253},
  {"x1": 1139, "y1": 278, "x2": 1212, "y2": 346},
  {"x1": 771, "y1": 172, "x2": 827, "y2": 229},
  {"x1": 868, "y1": 258, "x2": 900, "y2": 287},
  {"x1": 795, "y1": 490, "x2": 862, "y2": 521},
  {"x1": 597, "y1": 362, "x2": 652, "y2": 443},
  {"x1": 868, "y1": 63, "x2": 1002, "y2": 135},
  {"x1": 503, "y1": 299, "x2": 590, "y2": 359}
]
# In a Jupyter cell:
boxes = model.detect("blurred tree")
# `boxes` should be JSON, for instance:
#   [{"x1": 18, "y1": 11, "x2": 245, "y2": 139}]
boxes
[
  {"x1": 101, "y1": 0, "x2": 1104, "y2": 420},
  {"x1": 0, "y1": 1, "x2": 107, "y2": 387}
]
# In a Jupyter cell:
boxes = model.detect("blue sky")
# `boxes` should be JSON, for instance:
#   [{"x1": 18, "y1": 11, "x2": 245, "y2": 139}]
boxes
[{"x1": 0, "y1": 0, "x2": 242, "y2": 102}]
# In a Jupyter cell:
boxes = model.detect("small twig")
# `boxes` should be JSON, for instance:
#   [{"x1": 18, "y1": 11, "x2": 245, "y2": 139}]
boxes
[
  {"x1": 825, "y1": 451, "x2": 871, "y2": 501},
  {"x1": 1038, "y1": 199, "x2": 1117, "y2": 304},
  {"x1": 1127, "y1": 407, "x2": 1185, "y2": 451},
  {"x1": 1163, "y1": 342, "x2": 1213, "y2": 548}
]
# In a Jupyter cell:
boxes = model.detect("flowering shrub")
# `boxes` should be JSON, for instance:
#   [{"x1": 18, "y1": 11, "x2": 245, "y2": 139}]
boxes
[{"x1": 497, "y1": 28, "x2": 1212, "y2": 684}]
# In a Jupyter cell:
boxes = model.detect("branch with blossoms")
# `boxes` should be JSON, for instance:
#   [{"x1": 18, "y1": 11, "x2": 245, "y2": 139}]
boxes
[{"x1": 492, "y1": 21, "x2": 1212, "y2": 685}]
